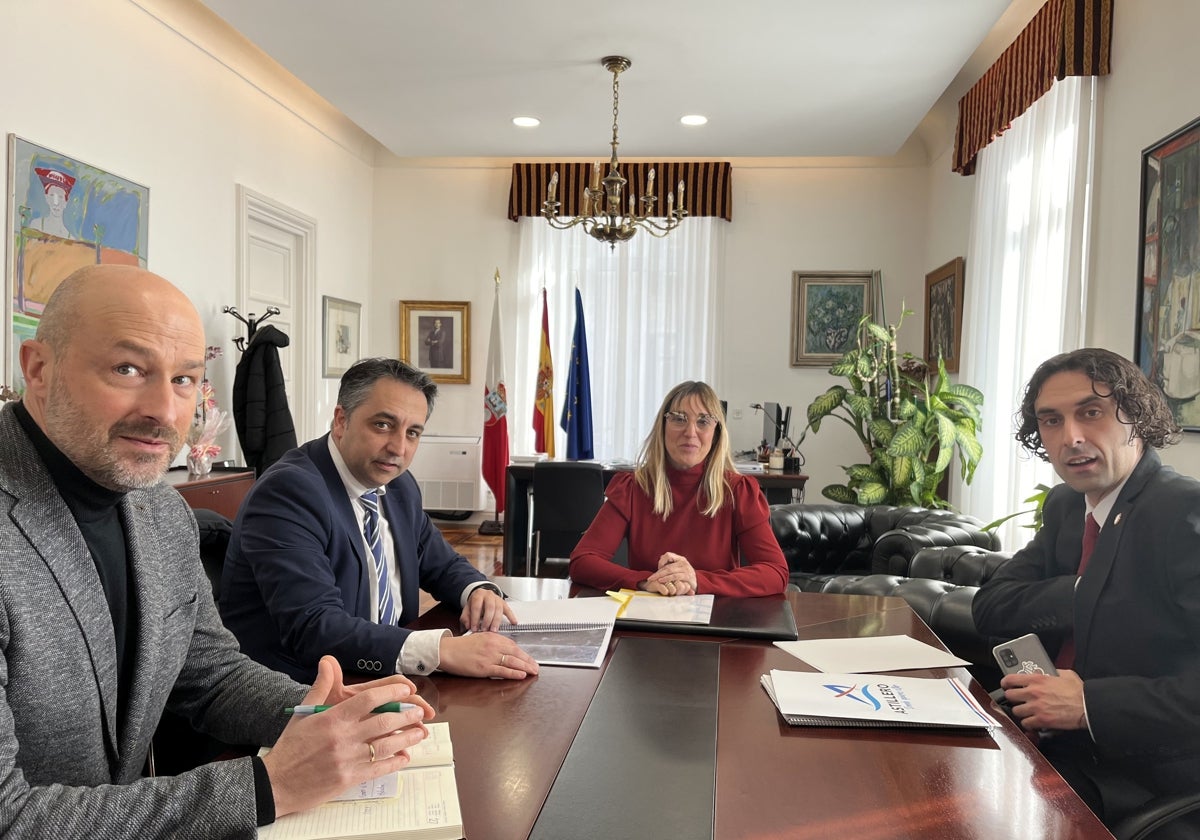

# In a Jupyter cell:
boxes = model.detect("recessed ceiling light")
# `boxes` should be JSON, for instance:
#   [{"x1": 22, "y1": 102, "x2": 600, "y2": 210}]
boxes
[
  {"x1": 513, "y1": 116, "x2": 541, "y2": 128},
  {"x1": 680, "y1": 115, "x2": 708, "y2": 126}
]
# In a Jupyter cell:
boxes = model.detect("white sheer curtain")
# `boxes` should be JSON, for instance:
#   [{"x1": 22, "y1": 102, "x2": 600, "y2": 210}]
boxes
[
  {"x1": 511, "y1": 217, "x2": 724, "y2": 462},
  {"x1": 958, "y1": 75, "x2": 1097, "y2": 551}
]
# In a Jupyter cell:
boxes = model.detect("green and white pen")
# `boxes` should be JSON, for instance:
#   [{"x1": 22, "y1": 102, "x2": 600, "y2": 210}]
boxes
[{"x1": 285, "y1": 702, "x2": 419, "y2": 715}]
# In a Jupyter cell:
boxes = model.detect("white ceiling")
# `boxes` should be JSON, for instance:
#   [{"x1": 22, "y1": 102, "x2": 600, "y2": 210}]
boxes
[{"x1": 197, "y1": 0, "x2": 1019, "y2": 159}]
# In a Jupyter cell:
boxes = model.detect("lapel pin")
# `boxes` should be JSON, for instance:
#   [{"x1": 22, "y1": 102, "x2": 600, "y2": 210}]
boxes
[{"x1": 1114, "y1": 513, "x2": 1123, "y2": 525}]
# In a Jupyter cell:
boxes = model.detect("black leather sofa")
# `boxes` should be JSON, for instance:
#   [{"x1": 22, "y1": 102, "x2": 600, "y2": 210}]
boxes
[{"x1": 770, "y1": 504, "x2": 1011, "y2": 684}]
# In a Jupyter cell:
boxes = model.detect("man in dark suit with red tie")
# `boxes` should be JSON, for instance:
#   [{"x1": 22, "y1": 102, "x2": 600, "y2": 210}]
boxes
[{"x1": 974, "y1": 348, "x2": 1200, "y2": 831}]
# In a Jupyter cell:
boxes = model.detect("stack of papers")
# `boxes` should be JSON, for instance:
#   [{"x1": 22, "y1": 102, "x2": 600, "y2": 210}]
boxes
[{"x1": 761, "y1": 670, "x2": 995, "y2": 731}]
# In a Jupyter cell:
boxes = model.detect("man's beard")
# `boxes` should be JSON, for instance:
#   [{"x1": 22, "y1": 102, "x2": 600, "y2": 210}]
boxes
[{"x1": 44, "y1": 381, "x2": 182, "y2": 492}]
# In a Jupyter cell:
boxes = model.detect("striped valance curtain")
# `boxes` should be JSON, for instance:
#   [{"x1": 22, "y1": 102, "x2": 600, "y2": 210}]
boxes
[
  {"x1": 508, "y1": 161, "x2": 732, "y2": 221},
  {"x1": 953, "y1": 0, "x2": 1111, "y2": 176}
]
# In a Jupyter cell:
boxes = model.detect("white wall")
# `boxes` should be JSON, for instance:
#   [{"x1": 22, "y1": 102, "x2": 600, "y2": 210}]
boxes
[
  {"x1": 12, "y1": 0, "x2": 1187, "y2": 511},
  {"x1": 1090, "y1": 0, "x2": 1200, "y2": 476},
  {"x1": 1, "y1": 0, "x2": 377, "y2": 449}
]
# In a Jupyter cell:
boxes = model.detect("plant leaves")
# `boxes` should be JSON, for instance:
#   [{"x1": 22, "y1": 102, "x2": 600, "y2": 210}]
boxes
[
  {"x1": 822, "y1": 484, "x2": 857, "y2": 504},
  {"x1": 856, "y1": 482, "x2": 889, "y2": 505},
  {"x1": 807, "y1": 387, "x2": 846, "y2": 425}
]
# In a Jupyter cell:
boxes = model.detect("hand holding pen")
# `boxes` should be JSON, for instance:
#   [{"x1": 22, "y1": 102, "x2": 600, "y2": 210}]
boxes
[{"x1": 261, "y1": 655, "x2": 436, "y2": 818}]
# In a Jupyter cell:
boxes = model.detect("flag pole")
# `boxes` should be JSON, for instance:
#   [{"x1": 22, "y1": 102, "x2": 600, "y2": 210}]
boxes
[{"x1": 479, "y1": 267, "x2": 506, "y2": 537}]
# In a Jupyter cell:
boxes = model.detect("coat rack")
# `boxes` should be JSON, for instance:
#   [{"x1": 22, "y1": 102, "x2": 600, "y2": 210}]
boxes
[{"x1": 223, "y1": 305, "x2": 280, "y2": 352}]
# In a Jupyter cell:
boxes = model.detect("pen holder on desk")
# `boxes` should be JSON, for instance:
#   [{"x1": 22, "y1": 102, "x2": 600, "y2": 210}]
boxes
[
  {"x1": 783, "y1": 456, "x2": 802, "y2": 474},
  {"x1": 768, "y1": 449, "x2": 785, "y2": 471}
]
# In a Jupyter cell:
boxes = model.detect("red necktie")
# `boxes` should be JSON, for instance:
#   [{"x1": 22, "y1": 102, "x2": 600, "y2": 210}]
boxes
[{"x1": 1054, "y1": 512, "x2": 1100, "y2": 669}]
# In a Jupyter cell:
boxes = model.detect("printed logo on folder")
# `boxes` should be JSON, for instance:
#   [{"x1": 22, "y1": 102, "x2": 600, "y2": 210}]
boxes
[{"x1": 824, "y1": 683, "x2": 882, "y2": 711}]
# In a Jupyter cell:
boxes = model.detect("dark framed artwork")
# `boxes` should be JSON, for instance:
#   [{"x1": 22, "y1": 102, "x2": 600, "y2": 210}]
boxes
[
  {"x1": 399, "y1": 300, "x2": 470, "y2": 384},
  {"x1": 1136, "y1": 115, "x2": 1200, "y2": 430},
  {"x1": 789, "y1": 270, "x2": 878, "y2": 367},
  {"x1": 322, "y1": 295, "x2": 360, "y2": 378},
  {"x1": 924, "y1": 257, "x2": 965, "y2": 373}
]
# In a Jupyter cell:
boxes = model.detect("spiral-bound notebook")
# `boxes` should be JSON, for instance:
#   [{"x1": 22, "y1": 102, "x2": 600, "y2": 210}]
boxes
[{"x1": 497, "y1": 598, "x2": 621, "y2": 668}]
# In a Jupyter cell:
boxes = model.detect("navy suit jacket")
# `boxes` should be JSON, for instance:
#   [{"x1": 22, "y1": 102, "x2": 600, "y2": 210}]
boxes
[
  {"x1": 219, "y1": 435, "x2": 486, "y2": 682},
  {"x1": 974, "y1": 449, "x2": 1200, "y2": 811}
]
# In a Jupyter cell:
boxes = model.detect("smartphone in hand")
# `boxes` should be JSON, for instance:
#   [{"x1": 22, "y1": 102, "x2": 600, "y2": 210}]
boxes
[{"x1": 993, "y1": 633, "x2": 1058, "y2": 677}]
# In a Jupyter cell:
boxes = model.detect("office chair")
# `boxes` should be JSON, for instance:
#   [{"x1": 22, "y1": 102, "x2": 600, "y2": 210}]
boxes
[
  {"x1": 528, "y1": 461, "x2": 605, "y2": 578},
  {"x1": 149, "y1": 508, "x2": 239, "y2": 776},
  {"x1": 1112, "y1": 792, "x2": 1200, "y2": 840}
]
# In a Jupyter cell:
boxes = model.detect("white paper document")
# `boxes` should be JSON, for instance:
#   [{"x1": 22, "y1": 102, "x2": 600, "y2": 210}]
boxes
[
  {"x1": 617, "y1": 593, "x2": 714, "y2": 625},
  {"x1": 773, "y1": 634, "x2": 970, "y2": 673}
]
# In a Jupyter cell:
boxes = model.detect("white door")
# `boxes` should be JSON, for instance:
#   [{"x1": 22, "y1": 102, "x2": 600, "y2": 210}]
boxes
[{"x1": 236, "y1": 185, "x2": 317, "y2": 446}]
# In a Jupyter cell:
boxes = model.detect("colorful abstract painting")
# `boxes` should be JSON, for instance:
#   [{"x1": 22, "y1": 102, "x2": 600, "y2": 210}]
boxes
[{"x1": 6, "y1": 135, "x2": 149, "y2": 389}]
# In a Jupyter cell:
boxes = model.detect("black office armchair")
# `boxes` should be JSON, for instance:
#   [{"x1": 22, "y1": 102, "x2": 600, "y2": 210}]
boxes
[
  {"x1": 528, "y1": 461, "x2": 606, "y2": 578},
  {"x1": 1112, "y1": 794, "x2": 1200, "y2": 839},
  {"x1": 149, "y1": 508, "x2": 236, "y2": 776}
]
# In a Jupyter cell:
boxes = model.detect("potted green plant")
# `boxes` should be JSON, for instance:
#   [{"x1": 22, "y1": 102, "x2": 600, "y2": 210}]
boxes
[{"x1": 805, "y1": 308, "x2": 983, "y2": 508}]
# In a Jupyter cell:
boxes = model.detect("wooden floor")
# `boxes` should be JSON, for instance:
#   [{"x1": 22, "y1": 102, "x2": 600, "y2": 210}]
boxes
[{"x1": 421, "y1": 523, "x2": 504, "y2": 614}]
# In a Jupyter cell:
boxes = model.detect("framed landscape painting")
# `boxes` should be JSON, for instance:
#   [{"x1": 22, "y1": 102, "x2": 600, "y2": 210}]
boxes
[
  {"x1": 790, "y1": 271, "x2": 878, "y2": 367},
  {"x1": 1135, "y1": 115, "x2": 1200, "y2": 430},
  {"x1": 399, "y1": 300, "x2": 470, "y2": 384}
]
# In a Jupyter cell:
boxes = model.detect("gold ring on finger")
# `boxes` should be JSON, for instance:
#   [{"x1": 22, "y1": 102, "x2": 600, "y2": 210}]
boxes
[{"x1": 368, "y1": 742, "x2": 377, "y2": 763}]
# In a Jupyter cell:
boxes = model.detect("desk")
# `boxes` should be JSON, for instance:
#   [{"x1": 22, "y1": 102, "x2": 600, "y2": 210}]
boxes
[
  {"x1": 163, "y1": 467, "x2": 255, "y2": 520},
  {"x1": 407, "y1": 590, "x2": 1113, "y2": 840},
  {"x1": 502, "y1": 464, "x2": 808, "y2": 575}
]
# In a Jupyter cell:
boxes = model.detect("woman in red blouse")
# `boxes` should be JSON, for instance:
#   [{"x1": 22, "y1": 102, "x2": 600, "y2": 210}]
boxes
[{"x1": 569, "y1": 381, "x2": 789, "y2": 598}]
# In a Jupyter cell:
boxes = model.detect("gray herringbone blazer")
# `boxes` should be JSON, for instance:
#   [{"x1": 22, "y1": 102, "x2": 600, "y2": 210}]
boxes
[{"x1": 0, "y1": 403, "x2": 307, "y2": 838}]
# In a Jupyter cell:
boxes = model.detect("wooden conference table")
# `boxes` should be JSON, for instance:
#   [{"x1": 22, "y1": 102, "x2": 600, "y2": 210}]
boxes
[
  {"x1": 502, "y1": 463, "x2": 809, "y2": 575},
  {"x1": 406, "y1": 583, "x2": 1113, "y2": 840}
]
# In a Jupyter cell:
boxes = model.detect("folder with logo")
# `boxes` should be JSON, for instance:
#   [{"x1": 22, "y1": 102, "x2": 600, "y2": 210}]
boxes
[{"x1": 761, "y1": 670, "x2": 995, "y2": 731}]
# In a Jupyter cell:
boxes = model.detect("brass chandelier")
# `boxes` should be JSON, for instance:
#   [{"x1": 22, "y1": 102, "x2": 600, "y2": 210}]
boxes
[{"x1": 542, "y1": 56, "x2": 687, "y2": 248}]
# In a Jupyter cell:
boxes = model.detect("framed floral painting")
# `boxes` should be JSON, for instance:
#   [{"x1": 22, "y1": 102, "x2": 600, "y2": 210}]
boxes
[{"x1": 790, "y1": 270, "x2": 878, "y2": 367}]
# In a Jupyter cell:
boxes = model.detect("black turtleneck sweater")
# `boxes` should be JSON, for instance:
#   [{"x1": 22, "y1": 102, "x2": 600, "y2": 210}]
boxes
[{"x1": 14, "y1": 402, "x2": 135, "y2": 714}]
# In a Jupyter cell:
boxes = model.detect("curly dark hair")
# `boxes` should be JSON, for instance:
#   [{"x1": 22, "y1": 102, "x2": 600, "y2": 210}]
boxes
[{"x1": 1015, "y1": 348, "x2": 1180, "y2": 460}]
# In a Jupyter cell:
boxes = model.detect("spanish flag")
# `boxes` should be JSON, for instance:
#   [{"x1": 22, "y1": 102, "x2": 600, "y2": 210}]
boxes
[{"x1": 533, "y1": 288, "x2": 556, "y2": 457}]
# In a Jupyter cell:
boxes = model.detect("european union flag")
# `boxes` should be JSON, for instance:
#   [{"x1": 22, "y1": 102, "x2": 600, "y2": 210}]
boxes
[{"x1": 560, "y1": 288, "x2": 594, "y2": 460}]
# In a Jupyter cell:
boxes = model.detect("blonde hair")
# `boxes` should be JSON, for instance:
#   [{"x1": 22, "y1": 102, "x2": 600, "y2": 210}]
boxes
[{"x1": 634, "y1": 381, "x2": 735, "y2": 519}]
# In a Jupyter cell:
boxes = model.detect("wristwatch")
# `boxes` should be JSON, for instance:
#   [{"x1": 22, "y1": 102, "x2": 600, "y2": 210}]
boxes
[{"x1": 476, "y1": 582, "x2": 505, "y2": 598}]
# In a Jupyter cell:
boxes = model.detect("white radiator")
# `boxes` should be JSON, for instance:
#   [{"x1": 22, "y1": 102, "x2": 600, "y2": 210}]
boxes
[{"x1": 411, "y1": 435, "x2": 484, "y2": 511}]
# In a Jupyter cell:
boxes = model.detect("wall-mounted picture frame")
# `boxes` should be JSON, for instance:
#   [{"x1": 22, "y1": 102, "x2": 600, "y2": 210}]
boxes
[
  {"x1": 790, "y1": 270, "x2": 878, "y2": 367},
  {"x1": 6, "y1": 134, "x2": 150, "y2": 391},
  {"x1": 1136, "y1": 114, "x2": 1200, "y2": 431},
  {"x1": 924, "y1": 257, "x2": 965, "y2": 373},
  {"x1": 399, "y1": 300, "x2": 470, "y2": 384},
  {"x1": 322, "y1": 295, "x2": 361, "y2": 378}
]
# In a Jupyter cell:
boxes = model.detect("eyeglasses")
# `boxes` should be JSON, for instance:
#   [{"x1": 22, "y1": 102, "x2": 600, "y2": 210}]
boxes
[{"x1": 664, "y1": 411, "x2": 719, "y2": 432}]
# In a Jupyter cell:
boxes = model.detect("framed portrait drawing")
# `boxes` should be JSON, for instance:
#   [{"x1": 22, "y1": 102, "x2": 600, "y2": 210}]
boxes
[
  {"x1": 924, "y1": 257, "x2": 965, "y2": 373},
  {"x1": 790, "y1": 270, "x2": 878, "y2": 367},
  {"x1": 6, "y1": 135, "x2": 150, "y2": 390},
  {"x1": 399, "y1": 300, "x2": 470, "y2": 384},
  {"x1": 322, "y1": 296, "x2": 360, "y2": 378},
  {"x1": 1136, "y1": 115, "x2": 1200, "y2": 430}
]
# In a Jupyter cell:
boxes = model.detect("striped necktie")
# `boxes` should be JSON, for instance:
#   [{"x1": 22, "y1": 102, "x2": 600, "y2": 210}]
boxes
[{"x1": 360, "y1": 491, "x2": 396, "y2": 626}]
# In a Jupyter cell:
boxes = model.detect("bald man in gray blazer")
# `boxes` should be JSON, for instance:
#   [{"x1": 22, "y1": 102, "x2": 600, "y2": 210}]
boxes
[{"x1": 0, "y1": 265, "x2": 432, "y2": 839}]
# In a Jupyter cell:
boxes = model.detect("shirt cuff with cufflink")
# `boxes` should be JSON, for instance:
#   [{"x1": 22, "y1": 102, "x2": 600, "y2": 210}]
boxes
[{"x1": 397, "y1": 628, "x2": 450, "y2": 675}]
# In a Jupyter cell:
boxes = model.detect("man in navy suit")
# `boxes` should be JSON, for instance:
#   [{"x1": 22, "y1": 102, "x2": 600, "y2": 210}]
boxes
[
  {"x1": 974, "y1": 348, "x2": 1200, "y2": 831},
  {"x1": 220, "y1": 358, "x2": 538, "y2": 682}
]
